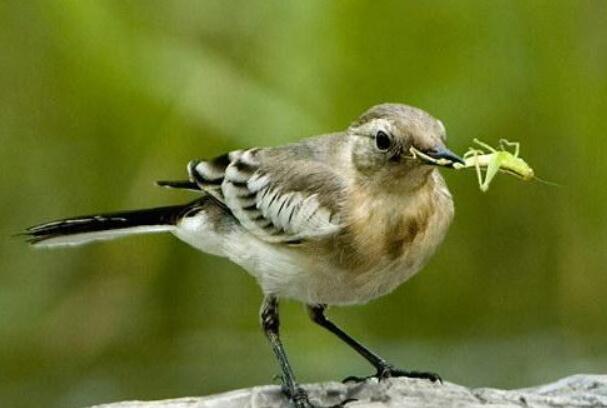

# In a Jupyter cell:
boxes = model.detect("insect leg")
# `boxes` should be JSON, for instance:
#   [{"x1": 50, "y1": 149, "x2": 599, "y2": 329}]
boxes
[
  {"x1": 499, "y1": 139, "x2": 520, "y2": 157},
  {"x1": 463, "y1": 147, "x2": 484, "y2": 160},
  {"x1": 469, "y1": 149, "x2": 485, "y2": 190},
  {"x1": 480, "y1": 153, "x2": 503, "y2": 192},
  {"x1": 473, "y1": 138, "x2": 498, "y2": 153}
]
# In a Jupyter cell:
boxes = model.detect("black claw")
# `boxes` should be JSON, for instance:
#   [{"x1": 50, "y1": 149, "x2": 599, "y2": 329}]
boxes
[
  {"x1": 292, "y1": 399, "x2": 312, "y2": 408},
  {"x1": 400, "y1": 370, "x2": 442, "y2": 383},
  {"x1": 342, "y1": 365, "x2": 443, "y2": 384},
  {"x1": 282, "y1": 387, "x2": 357, "y2": 408},
  {"x1": 342, "y1": 375, "x2": 372, "y2": 384},
  {"x1": 285, "y1": 387, "x2": 312, "y2": 408},
  {"x1": 405, "y1": 371, "x2": 443, "y2": 384}
]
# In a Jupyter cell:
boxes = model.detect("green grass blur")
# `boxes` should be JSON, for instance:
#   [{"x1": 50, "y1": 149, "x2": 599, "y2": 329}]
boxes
[{"x1": 1, "y1": 1, "x2": 606, "y2": 407}]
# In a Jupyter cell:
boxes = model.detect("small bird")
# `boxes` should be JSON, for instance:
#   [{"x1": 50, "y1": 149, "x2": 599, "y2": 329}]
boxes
[{"x1": 25, "y1": 103, "x2": 463, "y2": 408}]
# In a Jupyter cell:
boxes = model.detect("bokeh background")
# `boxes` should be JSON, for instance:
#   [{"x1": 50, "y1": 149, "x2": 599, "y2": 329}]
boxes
[{"x1": 1, "y1": 1, "x2": 606, "y2": 407}]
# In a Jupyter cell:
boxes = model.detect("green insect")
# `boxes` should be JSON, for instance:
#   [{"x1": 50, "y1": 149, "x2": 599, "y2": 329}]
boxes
[{"x1": 454, "y1": 139, "x2": 535, "y2": 192}]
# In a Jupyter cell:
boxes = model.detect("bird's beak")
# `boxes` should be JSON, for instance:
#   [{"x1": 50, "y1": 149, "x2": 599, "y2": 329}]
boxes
[{"x1": 409, "y1": 146, "x2": 465, "y2": 168}]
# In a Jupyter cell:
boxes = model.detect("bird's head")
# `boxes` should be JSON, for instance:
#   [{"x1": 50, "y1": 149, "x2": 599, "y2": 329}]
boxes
[{"x1": 348, "y1": 103, "x2": 463, "y2": 190}]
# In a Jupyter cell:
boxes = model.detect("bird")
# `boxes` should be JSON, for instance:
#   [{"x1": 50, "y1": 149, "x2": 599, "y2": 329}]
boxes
[{"x1": 25, "y1": 103, "x2": 464, "y2": 408}]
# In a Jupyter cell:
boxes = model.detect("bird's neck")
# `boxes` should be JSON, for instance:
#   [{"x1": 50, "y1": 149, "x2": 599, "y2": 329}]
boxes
[{"x1": 355, "y1": 166, "x2": 436, "y2": 197}]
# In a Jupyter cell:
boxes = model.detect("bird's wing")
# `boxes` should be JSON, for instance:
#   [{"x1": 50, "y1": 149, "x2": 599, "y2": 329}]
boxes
[
  {"x1": 185, "y1": 151, "x2": 236, "y2": 201},
  {"x1": 156, "y1": 180, "x2": 200, "y2": 191},
  {"x1": 188, "y1": 147, "x2": 344, "y2": 243}
]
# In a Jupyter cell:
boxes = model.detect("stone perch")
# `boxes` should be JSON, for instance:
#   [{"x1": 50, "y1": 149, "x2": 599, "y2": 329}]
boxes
[{"x1": 91, "y1": 375, "x2": 607, "y2": 408}]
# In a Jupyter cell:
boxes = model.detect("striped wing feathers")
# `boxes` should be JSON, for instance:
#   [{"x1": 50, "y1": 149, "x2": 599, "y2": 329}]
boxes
[
  {"x1": 187, "y1": 151, "x2": 237, "y2": 200},
  {"x1": 188, "y1": 148, "x2": 341, "y2": 243}
]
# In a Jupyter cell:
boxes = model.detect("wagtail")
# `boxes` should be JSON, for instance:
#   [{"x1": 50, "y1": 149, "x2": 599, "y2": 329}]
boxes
[{"x1": 25, "y1": 103, "x2": 464, "y2": 408}]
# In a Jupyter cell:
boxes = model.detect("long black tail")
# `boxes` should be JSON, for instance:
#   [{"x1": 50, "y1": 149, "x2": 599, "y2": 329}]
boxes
[{"x1": 24, "y1": 204, "x2": 190, "y2": 247}]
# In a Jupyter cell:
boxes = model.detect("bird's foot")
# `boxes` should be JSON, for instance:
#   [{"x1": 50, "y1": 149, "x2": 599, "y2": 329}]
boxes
[
  {"x1": 343, "y1": 363, "x2": 442, "y2": 384},
  {"x1": 288, "y1": 387, "x2": 314, "y2": 408},
  {"x1": 283, "y1": 385, "x2": 356, "y2": 408}
]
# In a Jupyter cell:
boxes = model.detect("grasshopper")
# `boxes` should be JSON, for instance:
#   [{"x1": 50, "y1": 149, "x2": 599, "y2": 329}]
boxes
[{"x1": 453, "y1": 139, "x2": 535, "y2": 192}]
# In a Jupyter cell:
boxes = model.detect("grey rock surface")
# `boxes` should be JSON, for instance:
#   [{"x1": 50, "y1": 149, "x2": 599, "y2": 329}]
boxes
[{"x1": 90, "y1": 375, "x2": 607, "y2": 408}]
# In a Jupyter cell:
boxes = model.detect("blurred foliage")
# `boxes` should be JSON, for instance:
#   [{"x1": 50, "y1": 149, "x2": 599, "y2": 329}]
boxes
[{"x1": 1, "y1": 1, "x2": 606, "y2": 407}]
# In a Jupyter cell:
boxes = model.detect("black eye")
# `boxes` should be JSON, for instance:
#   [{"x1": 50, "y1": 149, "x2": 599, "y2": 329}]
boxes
[{"x1": 375, "y1": 131, "x2": 392, "y2": 151}]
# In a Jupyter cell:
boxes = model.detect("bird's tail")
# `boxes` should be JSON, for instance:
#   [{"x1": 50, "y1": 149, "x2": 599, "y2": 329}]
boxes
[{"x1": 24, "y1": 204, "x2": 190, "y2": 248}]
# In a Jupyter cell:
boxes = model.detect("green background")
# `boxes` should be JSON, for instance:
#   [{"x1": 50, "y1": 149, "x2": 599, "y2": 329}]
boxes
[{"x1": 1, "y1": 1, "x2": 606, "y2": 407}]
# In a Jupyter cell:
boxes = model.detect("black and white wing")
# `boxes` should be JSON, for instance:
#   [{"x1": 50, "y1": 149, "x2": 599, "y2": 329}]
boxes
[
  {"x1": 187, "y1": 148, "x2": 344, "y2": 243},
  {"x1": 186, "y1": 152, "x2": 236, "y2": 201}
]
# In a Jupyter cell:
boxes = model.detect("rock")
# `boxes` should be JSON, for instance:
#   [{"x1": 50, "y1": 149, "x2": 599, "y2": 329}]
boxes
[{"x1": 90, "y1": 374, "x2": 607, "y2": 408}]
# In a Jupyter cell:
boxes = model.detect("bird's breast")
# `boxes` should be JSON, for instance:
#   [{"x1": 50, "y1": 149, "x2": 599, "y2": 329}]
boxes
[
  {"x1": 217, "y1": 172, "x2": 454, "y2": 306},
  {"x1": 309, "y1": 172, "x2": 454, "y2": 304}
]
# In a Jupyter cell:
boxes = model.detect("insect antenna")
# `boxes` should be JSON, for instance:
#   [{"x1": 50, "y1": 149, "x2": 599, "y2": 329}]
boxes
[{"x1": 532, "y1": 175, "x2": 561, "y2": 188}]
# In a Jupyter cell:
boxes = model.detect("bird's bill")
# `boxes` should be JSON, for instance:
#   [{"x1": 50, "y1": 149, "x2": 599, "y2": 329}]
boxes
[{"x1": 409, "y1": 146, "x2": 465, "y2": 168}]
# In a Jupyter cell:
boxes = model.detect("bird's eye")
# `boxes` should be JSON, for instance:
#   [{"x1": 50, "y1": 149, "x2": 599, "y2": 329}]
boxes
[{"x1": 375, "y1": 131, "x2": 392, "y2": 151}]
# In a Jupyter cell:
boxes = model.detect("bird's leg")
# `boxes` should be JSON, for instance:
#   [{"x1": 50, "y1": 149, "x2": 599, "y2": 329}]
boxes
[
  {"x1": 307, "y1": 304, "x2": 441, "y2": 384},
  {"x1": 261, "y1": 296, "x2": 312, "y2": 408}
]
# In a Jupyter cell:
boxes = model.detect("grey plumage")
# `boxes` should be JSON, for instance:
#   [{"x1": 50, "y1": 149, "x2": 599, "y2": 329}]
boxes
[
  {"x1": 27, "y1": 103, "x2": 460, "y2": 304},
  {"x1": 25, "y1": 103, "x2": 464, "y2": 407}
]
